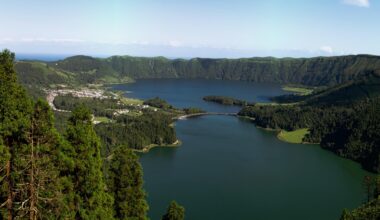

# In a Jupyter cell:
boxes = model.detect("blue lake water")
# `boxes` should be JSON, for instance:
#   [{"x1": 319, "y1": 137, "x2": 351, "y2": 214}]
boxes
[{"x1": 114, "y1": 79, "x2": 370, "y2": 220}]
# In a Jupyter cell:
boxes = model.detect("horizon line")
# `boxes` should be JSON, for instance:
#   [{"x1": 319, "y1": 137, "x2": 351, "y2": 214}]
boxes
[{"x1": 13, "y1": 52, "x2": 380, "y2": 62}]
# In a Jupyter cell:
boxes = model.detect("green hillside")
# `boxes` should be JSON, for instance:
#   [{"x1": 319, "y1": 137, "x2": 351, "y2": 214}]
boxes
[
  {"x1": 272, "y1": 71, "x2": 380, "y2": 106},
  {"x1": 15, "y1": 54, "x2": 380, "y2": 89}
]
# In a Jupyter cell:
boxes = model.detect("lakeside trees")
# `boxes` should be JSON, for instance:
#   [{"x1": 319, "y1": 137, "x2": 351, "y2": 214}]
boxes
[
  {"x1": 161, "y1": 201, "x2": 185, "y2": 220},
  {"x1": 108, "y1": 147, "x2": 148, "y2": 220},
  {"x1": 143, "y1": 97, "x2": 173, "y2": 110},
  {"x1": 203, "y1": 95, "x2": 252, "y2": 106},
  {"x1": 95, "y1": 112, "x2": 177, "y2": 154}
]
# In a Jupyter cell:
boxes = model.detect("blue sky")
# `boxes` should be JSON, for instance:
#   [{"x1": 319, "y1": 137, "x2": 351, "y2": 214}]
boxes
[{"x1": 0, "y1": 0, "x2": 378, "y2": 58}]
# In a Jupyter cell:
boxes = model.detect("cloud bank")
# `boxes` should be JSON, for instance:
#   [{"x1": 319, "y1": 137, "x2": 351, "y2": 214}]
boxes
[
  {"x1": 342, "y1": 0, "x2": 370, "y2": 7},
  {"x1": 320, "y1": 46, "x2": 334, "y2": 54}
]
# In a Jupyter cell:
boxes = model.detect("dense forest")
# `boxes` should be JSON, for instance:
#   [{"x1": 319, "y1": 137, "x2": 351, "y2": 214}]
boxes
[
  {"x1": 14, "y1": 54, "x2": 380, "y2": 89},
  {"x1": 95, "y1": 112, "x2": 177, "y2": 155},
  {"x1": 0, "y1": 50, "x2": 185, "y2": 219}
]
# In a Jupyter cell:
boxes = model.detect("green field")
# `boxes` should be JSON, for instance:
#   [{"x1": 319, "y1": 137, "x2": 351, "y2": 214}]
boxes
[
  {"x1": 121, "y1": 97, "x2": 143, "y2": 105},
  {"x1": 94, "y1": 116, "x2": 113, "y2": 123},
  {"x1": 277, "y1": 128, "x2": 309, "y2": 144},
  {"x1": 282, "y1": 86, "x2": 313, "y2": 95}
]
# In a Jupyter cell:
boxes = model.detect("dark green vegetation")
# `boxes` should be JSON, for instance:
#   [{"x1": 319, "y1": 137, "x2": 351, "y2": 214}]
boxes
[
  {"x1": 162, "y1": 201, "x2": 185, "y2": 220},
  {"x1": 143, "y1": 97, "x2": 173, "y2": 109},
  {"x1": 272, "y1": 71, "x2": 380, "y2": 105},
  {"x1": 64, "y1": 106, "x2": 114, "y2": 219},
  {"x1": 238, "y1": 73, "x2": 380, "y2": 173},
  {"x1": 0, "y1": 50, "x2": 178, "y2": 219},
  {"x1": 107, "y1": 147, "x2": 148, "y2": 219},
  {"x1": 182, "y1": 107, "x2": 205, "y2": 114},
  {"x1": 95, "y1": 112, "x2": 177, "y2": 154},
  {"x1": 203, "y1": 95, "x2": 253, "y2": 106}
]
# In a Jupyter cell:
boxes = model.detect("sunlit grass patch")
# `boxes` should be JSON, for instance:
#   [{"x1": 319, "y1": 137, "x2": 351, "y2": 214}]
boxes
[{"x1": 277, "y1": 128, "x2": 309, "y2": 143}]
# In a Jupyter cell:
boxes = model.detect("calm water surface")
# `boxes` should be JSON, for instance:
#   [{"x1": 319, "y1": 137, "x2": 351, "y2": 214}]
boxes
[{"x1": 113, "y1": 79, "x2": 370, "y2": 220}]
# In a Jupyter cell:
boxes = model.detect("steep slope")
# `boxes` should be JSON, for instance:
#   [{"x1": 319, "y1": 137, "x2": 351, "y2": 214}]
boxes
[
  {"x1": 272, "y1": 70, "x2": 380, "y2": 106},
  {"x1": 40, "y1": 54, "x2": 380, "y2": 86},
  {"x1": 15, "y1": 61, "x2": 74, "y2": 86}
]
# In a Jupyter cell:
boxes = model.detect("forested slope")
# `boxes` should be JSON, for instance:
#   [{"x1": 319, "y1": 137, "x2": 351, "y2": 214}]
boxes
[
  {"x1": 272, "y1": 70, "x2": 380, "y2": 105},
  {"x1": 15, "y1": 54, "x2": 380, "y2": 87}
]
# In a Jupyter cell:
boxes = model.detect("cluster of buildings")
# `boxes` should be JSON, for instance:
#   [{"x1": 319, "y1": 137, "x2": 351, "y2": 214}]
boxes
[
  {"x1": 45, "y1": 88, "x2": 112, "y2": 111},
  {"x1": 45, "y1": 88, "x2": 157, "y2": 118}
]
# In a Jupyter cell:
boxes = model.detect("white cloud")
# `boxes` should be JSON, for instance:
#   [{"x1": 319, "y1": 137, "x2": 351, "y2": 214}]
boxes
[
  {"x1": 320, "y1": 46, "x2": 334, "y2": 54},
  {"x1": 342, "y1": 0, "x2": 370, "y2": 7},
  {"x1": 168, "y1": 40, "x2": 183, "y2": 47}
]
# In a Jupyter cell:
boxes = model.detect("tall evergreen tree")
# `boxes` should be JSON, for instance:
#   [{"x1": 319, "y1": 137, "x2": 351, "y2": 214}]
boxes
[
  {"x1": 108, "y1": 147, "x2": 148, "y2": 220},
  {"x1": 23, "y1": 100, "x2": 69, "y2": 219},
  {"x1": 0, "y1": 49, "x2": 32, "y2": 219},
  {"x1": 0, "y1": 50, "x2": 70, "y2": 219},
  {"x1": 64, "y1": 105, "x2": 114, "y2": 219},
  {"x1": 161, "y1": 201, "x2": 185, "y2": 220}
]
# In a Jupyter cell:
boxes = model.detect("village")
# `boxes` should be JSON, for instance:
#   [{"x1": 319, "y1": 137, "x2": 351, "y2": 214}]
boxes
[{"x1": 45, "y1": 87, "x2": 156, "y2": 124}]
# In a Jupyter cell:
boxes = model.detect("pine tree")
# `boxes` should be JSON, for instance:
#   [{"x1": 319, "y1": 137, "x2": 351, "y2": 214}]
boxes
[
  {"x1": 24, "y1": 100, "x2": 70, "y2": 219},
  {"x1": 64, "y1": 105, "x2": 114, "y2": 219},
  {"x1": 161, "y1": 201, "x2": 185, "y2": 220},
  {"x1": 108, "y1": 147, "x2": 148, "y2": 220},
  {"x1": 0, "y1": 49, "x2": 32, "y2": 219},
  {"x1": 0, "y1": 50, "x2": 71, "y2": 219}
]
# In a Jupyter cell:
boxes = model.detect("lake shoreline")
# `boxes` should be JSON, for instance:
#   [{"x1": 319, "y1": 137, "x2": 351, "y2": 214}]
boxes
[
  {"x1": 173, "y1": 112, "x2": 237, "y2": 120},
  {"x1": 133, "y1": 139, "x2": 182, "y2": 153}
]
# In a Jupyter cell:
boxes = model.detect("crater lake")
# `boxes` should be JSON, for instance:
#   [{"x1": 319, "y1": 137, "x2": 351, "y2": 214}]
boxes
[{"x1": 112, "y1": 79, "x2": 371, "y2": 220}]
